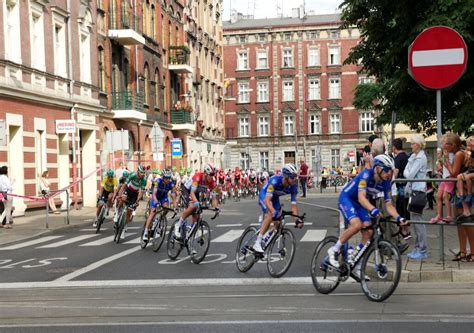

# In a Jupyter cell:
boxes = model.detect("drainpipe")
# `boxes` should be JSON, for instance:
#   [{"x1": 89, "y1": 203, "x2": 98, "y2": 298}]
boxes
[{"x1": 67, "y1": 0, "x2": 78, "y2": 209}]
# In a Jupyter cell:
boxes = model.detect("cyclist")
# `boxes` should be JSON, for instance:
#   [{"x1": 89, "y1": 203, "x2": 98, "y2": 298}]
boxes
[
  {"x1": 254, "y1": 164, "x2": 304, "y2": 253},
  {"x1": 175, "y1": 164, "x2": 219, "y2": 241},
  {"x1": 327, "y1": 154, "x2": 407, "y2": 273},
  {"x1": 142, "y1": 169, "x2": 175, "y2": 241},
  {"x1": 233, "y1": 167, "x2": 242, "y2": 198},
  {"x1": 114, "y1": 165, "x2": 147, "y2": 240},
  {"x1": 170, "y1": 167, "x2": 181, "y2": 209},
  {"x1": 93, "y1": 169, "x2": 118, "y2": 227},
  {"x1": 146, "y1": 168, "x2": 160, "y2": 197}
]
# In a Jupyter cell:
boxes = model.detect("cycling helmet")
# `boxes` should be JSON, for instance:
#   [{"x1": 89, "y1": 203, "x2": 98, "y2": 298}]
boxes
[
  {"x1": 282, "y1": 164, "x2": 298, "y2": 176},
  {"x1": 137, "y1": 165, "x2": 145, "y2": 173},
  {"x1": 187, "y1": 167, "x2": 192, "y2": 173},
  {"x1": 172, "y1": 166, "x2": 177, "y2": 172},
  {"x1": 373, "y1": 154, "x2": 395, "y2": 172},
  {"x1": 122, "y1": 170, "x2": 130, "y2": 178},
  {"x1": 203, "y1": 163, "x2": 215, "y2": 175},
  {"x1": 162, "y1": 169, "x2": 172, "y2": 178},
  {"x1": 152, "y1": 168, "x2": 159, "y2": 174},
  {"x1": 106, "y1": 169, "x2": 114, "y2": 177}
]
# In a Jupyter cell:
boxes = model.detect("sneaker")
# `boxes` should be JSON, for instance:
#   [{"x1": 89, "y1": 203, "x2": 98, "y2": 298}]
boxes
[
  {"x1": 406, "y1": 248, "x2": 419, "y2": 257},
  {"x1": 124, "y1": 225, "x2": 128, "y2": 233},
  {"x1": 253, "y1": 240, "x2": 264, "y2": 253},
  {"x1": 113, "y1": 215, "x2": 118, "y2": 223},
  {"x1": 408, "y1": 250, "x2": 428, "y2": 260},
  {"x1": 400, "y1": 231, "x2": 412, "y2": 241},
  {"x1": 92, "y1": 220, "x2": 98, "y2": 228},
  {"x1": 351, "y1": 262, "x2": 371, "y2": 282},
  {"x1": 120, "y1": 230, "x2": 126, "y2": 240},
  {"x1": 142, "y1": 232, "x2": 149, "y2": 241},
  {"x1": 174, "y1": 228, "x2": 182, "y2": 240},
  {"x1": 327, "y1": 247, "x2": 340, "y2": 268}
]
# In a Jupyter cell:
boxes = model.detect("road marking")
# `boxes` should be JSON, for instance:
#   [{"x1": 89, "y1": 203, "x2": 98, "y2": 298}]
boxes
[
  {"x1": 298, "y1": 201, "x2": 339, "y2": 213},
  {"x1": 123, "y1": 236, "x2": 140, "y2": 244},
  {"x1": 216, "y1": 223, "x2": 242, "y2": 227},
  {"x1": 300, "y1": 230, "x2": 327, "y2": 242},
  {"x1": 38, "y1": 235, "x2": 99, "y2": 248},
  {"x1": 213, "y1": 230, "x2": 243, "y2": 243},
  {"x1": 55, "y1": 246, "x2": 142, "y2": 282},
  {"x1": 80, "y1": 228, "x2": 109, "y2": 231},
  {"x1": 0, "y1": 236, "x2": 64, "y2": 250},
  {"x1": 80, "y1": 235, "x2": 114, "y2": 246}
]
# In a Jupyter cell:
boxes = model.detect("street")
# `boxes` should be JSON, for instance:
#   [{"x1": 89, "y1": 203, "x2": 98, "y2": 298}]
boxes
[{"x1": 0, "y1": 196, "x2": 473, "y2": 332}]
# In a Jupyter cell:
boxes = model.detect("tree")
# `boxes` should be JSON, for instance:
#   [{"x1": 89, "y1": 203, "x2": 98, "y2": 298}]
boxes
[{"x1": 340, "y1": 0, "x2": 474, "y2": 135}]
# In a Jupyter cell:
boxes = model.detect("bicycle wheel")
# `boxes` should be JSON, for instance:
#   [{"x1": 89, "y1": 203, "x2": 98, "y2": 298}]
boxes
[
  {"x1": 267, "y1": 229, "x2": 296, "y2": 278},
  {"x1": 152, "y1": 215, "x2": 167, "y2": 252},
  {"x1": 140, "y1": 222, "x2": 149, "y2": 249},
  {"x1": 96, "y1": 205, "x2": 106, "y2": 234},
  {"x1": 190, "y1": 220, "x2": 211, "y2": 264},
  {"x1": 311, "y1": 236, "x2": 340, "y2": 294},
  {"x1": 235, "y1": 226, "x2": 258, "y2": 272},
  {"x1": 115, "y1": 212, "x2": 126, "y2": 244},
  {"x1": 360, "y1": 240, "x2": 401, "y2": 302},
  {"x1": 166, "y1": 222, "x2": 183, "y2": 260}
]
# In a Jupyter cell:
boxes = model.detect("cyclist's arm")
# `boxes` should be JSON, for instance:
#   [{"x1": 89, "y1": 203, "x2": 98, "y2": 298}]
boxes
[
  {"x1": 385, "y1": 200, "x2": 399, "y2": 220},
  {"x1": 357, "y1": 190, "x2": 375, "y2": 212}
]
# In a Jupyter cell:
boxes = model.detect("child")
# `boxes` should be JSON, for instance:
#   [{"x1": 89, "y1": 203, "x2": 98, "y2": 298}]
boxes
[{"x1": 456, "y1": 136, "x2": 474, "y2": 221}]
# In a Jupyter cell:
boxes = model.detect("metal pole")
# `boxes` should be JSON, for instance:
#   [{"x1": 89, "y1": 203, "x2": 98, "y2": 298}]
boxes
[
  {"x1": 72, "y1": 129, "x2": 78, "y2": 210},
  {"x1": 45, "y1": 197, "x2": 49, "y2": 229},
  {"x1": 66, "y1": 190, "x2": 70, "y2": 225},
  {"x1": 436, "y1": 89, "x2": 444, "y2": 263},
  {"x1": 390, "y1": 111, "x2": 396, "y2": 149}
]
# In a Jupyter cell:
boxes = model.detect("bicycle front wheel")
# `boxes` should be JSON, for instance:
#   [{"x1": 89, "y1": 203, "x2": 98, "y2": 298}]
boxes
[
  {"x1": 190, "y1": 220, "x2": 211, "y2": 264},
  {"x1": 235, "y1": 226, "x2": 258, "y2": 272},
  {"x1": 152, "y1": 216, "x2": 167, "y2": 252},
  {"x1": 360, "y1": 240, "x2": 401, "y2": 302},
  {"x1": 166, "y1": 222, "x2": 183, "y2": 260},
  {"x1": 115, "y1": 213, "x2": 126, "y2": 244},
  {"x1": 267, "y1": 229, "x2": 296, "y2": 278},
  {"x1": 310, "y1": 236, "x2": 340, "y2": 294},
  {"x1": 96, "y1": 206, "x2": 106, "y2": 234}
]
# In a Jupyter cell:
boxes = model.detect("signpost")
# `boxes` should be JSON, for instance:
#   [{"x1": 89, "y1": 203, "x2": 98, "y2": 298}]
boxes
[
  {"x1": 150, "y1": 122, "x2": 164, "y2": 166},
  {"x1": 171, "y1": 139, "x2": 183, "y2": 159},
  {"x1": 408, "y1": 26, "x2": 468, "y2": 145}
]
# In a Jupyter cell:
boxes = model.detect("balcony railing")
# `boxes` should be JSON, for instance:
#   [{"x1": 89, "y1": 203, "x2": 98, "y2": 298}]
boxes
[
  {"x1": 168, "y1": 46, "x2": 193, "y2": 74},
  {"x1": 110, "y1": 91, "x2": 146, "y2": 121},
  {"x1": 108, "y1": 12, "x2": 145, "y2": 45},
  {"x1": 170, "y1": 108, "x2": 193, "y2": 124}
]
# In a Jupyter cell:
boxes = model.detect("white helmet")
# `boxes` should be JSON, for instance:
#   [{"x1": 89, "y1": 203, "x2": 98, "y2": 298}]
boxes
[
  {"x1": 282, "y1": 163, "x2": 298, "y2": 176},
  {"x1": 203, "y1": 163, "x2": 215, "y2": 175},
  {"x1": 373, "y1": 154, "x2": 395, "y2": 172}
]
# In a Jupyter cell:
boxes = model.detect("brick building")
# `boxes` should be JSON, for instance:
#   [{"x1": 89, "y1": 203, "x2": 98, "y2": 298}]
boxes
[{"x1": 223, "y1": 12, "x2": 380, "y2": 172}]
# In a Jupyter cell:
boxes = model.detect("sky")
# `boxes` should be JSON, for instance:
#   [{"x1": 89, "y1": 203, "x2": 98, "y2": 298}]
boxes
[{"x1": 222, "y1": 0, "x2": 343, "y2": 21}]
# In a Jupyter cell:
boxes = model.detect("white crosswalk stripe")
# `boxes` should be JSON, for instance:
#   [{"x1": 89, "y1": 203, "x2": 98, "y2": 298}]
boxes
[
  {"x1": 213, "y1": 230, "x2": 243, "y2": 243},
  {"x1": 300, "y1": 230, "x2": 327, "y2": 242},
  {"x1": 0, "y1": 236, "x2": 64, "y2": 250},
  {"x1": 38, "y1": 234, "x2": 99, "y2": 248},
  {"x1": 123, "y1": 237, "x2": 141, "y2": 244}
]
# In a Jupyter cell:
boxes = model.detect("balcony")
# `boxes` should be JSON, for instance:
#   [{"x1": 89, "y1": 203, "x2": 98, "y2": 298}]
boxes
[
  {"x1": 170, "y1": 107, "x2": 195, "y2": 131},
  {"x1": 110, "y1": 91, "x2": 147, "y2": 121},
  {"x1": 108, "y1": 12, "x2": 145, "y2": 45},
  {"x1": 168, "y1": 46, "x2": 193, "y2": 74}
]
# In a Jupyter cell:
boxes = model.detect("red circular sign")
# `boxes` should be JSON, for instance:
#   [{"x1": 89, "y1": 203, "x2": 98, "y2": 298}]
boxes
[{"x1": 408, "y1": 26, "x2": 468, "y2": 90}]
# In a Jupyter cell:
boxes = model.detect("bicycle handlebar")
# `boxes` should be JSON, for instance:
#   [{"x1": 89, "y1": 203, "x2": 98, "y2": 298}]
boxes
[
  {"x1": 159, "y1": 206, "x2": 177, "y2": 219},
  {"x1": 277, "y1": 210, "x2": 306, "y2": 221},
  {"x1": 198, "y1": 206, "x2": 220, "y2": 220}
]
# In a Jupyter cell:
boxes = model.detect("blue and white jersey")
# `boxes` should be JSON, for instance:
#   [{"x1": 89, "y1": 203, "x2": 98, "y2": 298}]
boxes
[
  {"x1": 340, "y1": 168, "x2": 391, "y2": 203},
  {"x1": 153, "y1": 177, "x2": 175, "y2": 200},
  {"x1": 259, "y1": 175, "x2": 298, "y2": 204}
]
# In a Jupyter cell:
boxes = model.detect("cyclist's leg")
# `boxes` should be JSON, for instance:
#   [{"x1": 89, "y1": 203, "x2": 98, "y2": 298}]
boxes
[
  {"x1": 175, "y1": 188, "x2": 196, "y2": 237},
  {"x1": 144, "y1": 199, "x2": 157, "y2": 230}
]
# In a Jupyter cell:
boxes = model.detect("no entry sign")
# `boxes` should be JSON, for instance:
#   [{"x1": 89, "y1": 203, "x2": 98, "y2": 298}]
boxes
[{"x1": 408, "y1": 26, "x2": 467, "y2": 90}]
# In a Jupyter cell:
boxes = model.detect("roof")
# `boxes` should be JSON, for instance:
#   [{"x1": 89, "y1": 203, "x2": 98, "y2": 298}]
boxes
[{"x1": 223, "y1": 13, "x2": 342, "y2": 31}]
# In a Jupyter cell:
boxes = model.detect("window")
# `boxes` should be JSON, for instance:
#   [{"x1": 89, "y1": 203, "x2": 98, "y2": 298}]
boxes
[
  {"x1": 155, "y1": 69, "x2": 160, "y2": 106},
  {"x1": 360, "y1": 112, "x2": 375, "y2": 132},
  {"x1": 309, "y1": 115, "x2": 320, "y2": 134},
  {"x1": 144, "y1": 64, "x2": 150, "y2": 105},
  {"x1": 258, "y1": 34, "x2": 266, "y2": 42},
  {"x1": 239, "y1": 35, "x2": 247, "y2": 44},
  {"x1": 257, "y1": 49, "x2": 268, "y2": 69},
  {"x1": 237, "y1": 51, "x2": 248, "y2": 70},
  {"x1": 308, "y1": 47, "x2": 320, "y2": 67},
  {"x1": 257, "y1": 82, "x2": 269, "y2": 102},
  {"x1": 98, "y1": 47, "x2": 106, "y2": 91},
  {"x1": 239, "y1": 118, "x2": 249, "y2": 137},
  {"x1": 331, "y1": 149, "x2": 341, "y2": 168},
  {"x1": 80, "y1": 33, "x2": 91, "y2": 83},
  {"x1": 30, "y1": 6, "x2": 45, "y2": 71},
  {"x1": 284, "y1": 116, "x2": 294, "y2": 135},
  {"x1": 151, "y1": 5, "x2": 155, "y2": 39},
  {"x1": 5, "y1": 1, "x2": 21, "y2": 62},
  {"x1": 283, "y1": 81, "x2": 294, "y2": 101},
  {"x1": 258, "y1": 117, "x2": 269, "y2": 136},
  {"x1": 329, "y1": 78, "x2": 341, "y2": 99},
  {"x1": 54, "y1": 21, "x2": 67, "y2": 77},
  {"x1": 309, "y1": 31, "x2": 319, "y2": 39},
  {"x1": 238, "y1": 82, "x2": 250, "y2": 103},
  {"x1": 35, "y1": 130, "x2": 47, "y2": 179},
  {"x1": 359, "y1": 76, "x2": 375, "y2": 84},
  {"x1": 329, "y1": 45, "x2": 340, "y2": 65},
  {"x1": 260, "y1": 151, "x2": 269, "y2": 170},
  {"x1": 330, "y1": 114, "x2": 341, "y2": 134},
  {"x1": 308, "y1": 79, "x2": 320, "y2": 100},
  {"x1": 284, "y1": 32, "x2": 292, "y2": 41},
  {"x1": 329, "y1": 30, "x2": 340, "y2": 39},
  {"x1": 240, "y1": 152, "x2": 249, "y2": 170},
  {"x1": 283, "y1": 49, "x2": 293, "y2": 67}
]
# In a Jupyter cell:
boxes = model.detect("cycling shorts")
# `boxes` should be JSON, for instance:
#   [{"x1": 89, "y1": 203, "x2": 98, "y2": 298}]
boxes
[
  {"x1": 123, "y1": 189, "x2": 138, "y2": 206},
  {"x1": 150, "y1": 197, "x2": 169, "y2": 209},
  {"x1": 258, "y1": 197, "x2": 281, "y2": 219},
  {"x1": 99, "y1": 189, "x2": 112, "y2": 203},
  {"x1": 338, "y1": 195, "x2": 370, "y2": 224}
]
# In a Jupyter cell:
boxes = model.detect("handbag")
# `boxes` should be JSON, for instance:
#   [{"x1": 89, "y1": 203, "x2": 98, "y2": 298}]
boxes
[{"x1": 408, "y1": 190, "x2": 427, "y2": 214}]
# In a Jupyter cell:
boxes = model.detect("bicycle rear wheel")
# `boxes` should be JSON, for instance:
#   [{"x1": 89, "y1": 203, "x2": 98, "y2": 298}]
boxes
[
  {"x1": 152, "y1": 216, "x2": 167, "y2": 252},
  {"x1": 267, "y1": 229, "x2": 296, "y2": 278},
  {"x1": 190, "y1": 220, "x2": 211, "y2": 264},
  {"x1": 235, "y1": 226, "x2": 258, "y2": 272},
  {"x1": 166, "y1": 222, "x2": 183, "y2": 260},
  {"x1": 360, "y1": 240, "x2": 401, "y2": 302},
  {"x1": 311, "y1": 236, "x2": 340, "y2": 294}
]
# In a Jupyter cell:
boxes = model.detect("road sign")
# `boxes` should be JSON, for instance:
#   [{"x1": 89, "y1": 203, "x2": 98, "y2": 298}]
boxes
[
  {"x1": 408, "y1": 26, "x2": 468, "y2": 90},
  {"x1": 150, "y1": 122, "x2": 164, "y2": 152},
  {"x1": 55, "y1": 120, "x2": 76, "y2": 134},
  {"x1": 106, "y1": 130, "x2": 129, "y2": 151},
  {"x1": 171, "y1": 139, "x2": 183, "y2": 159}
]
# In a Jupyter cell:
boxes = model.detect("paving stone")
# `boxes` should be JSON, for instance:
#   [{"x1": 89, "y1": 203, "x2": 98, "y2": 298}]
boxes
[
  {"x1": 452, "y1": 269, "x2": 474, "y2": 282},
  {"x1": 421, "y1": 270, "x2": 452, "y2": 282}
]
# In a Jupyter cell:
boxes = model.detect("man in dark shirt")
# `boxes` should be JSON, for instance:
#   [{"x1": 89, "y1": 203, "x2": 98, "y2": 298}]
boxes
[
  {"x1": 392, "y1": 138, "x2": 411, "y2": 239},
  {"x1": 299, "y1": 159, "x2": 309, "y2": 198}
]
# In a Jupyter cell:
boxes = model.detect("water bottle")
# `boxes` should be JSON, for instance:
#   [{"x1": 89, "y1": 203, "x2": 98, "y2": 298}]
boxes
[
  {"x1": 351, "y1": 244, "x2": 364, "y2": 263},
  {"x1": 347, "y1": 247, "x2": 355, "y2": 264},
  {"x1": 152, "y1": 219, "x2": 158, "y2": 230}
]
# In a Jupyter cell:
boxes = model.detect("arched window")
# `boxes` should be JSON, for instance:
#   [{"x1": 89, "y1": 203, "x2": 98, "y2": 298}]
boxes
[
  {"x1": 144, "y1": 63, "x2": 150, "y2": 105},
  {"x1": 151, "y1": 4, "x2": 155, "y2": 39},
  {"x1": 142, "y1": 0, "x2": 147, "y2": 34},
  {"x1": 154, "y1": 68, "x2": 160, "y2": 107},
  {"x1": 98, "y1": 46, "x2": 106, "y2": 92}
]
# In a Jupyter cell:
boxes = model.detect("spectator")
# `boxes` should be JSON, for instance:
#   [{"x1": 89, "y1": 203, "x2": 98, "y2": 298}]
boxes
[
  {"x1": 40, "y1": 170, "x2": 60, "y2": 214},
  {"x1": 455, "y1": 136, "x2": 474, "y2": 221},
  {"x1": 0, "y1": 166, "x2": 14, "y2": 228},
  {"x1": 299, "y1": 159, "x2": 309, "y2": 198},
  {"x1": 392, "y1": 138, "x2": 411, "y2": 240},
  {"x1": 321, "y1": 167, "x2": 328, "y2": 189},
  {"x1": 403, "y1": 134, "x2": 428, "y2": 259}
]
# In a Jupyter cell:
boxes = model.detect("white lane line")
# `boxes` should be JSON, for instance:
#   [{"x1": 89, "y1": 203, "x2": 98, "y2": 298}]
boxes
[
  {"x1": 412, "y1": 48, "x2": 465, "y2": 67},
  {"x1": 80, "y1": 228, "x2": 109, "y2": 231},
  {"x1": 0, "y1": 236, "x2": 64, "y2": 250},
  {"x1": 126, "y1": 226, "x2": 142, "y2": 230},
  {"x1": 213, "y1": 230, "x2": 243, "y2": 243},
  {"x1": 55, "y1": 246, "x2": 142, "y2": 282},
  {"x1": 123, "y1": 236, "x2": 140, "y2": 244},
  {"x1": 38, "y1": 234, "x2": 99, "y2": 248},
  {"x1": 300, "y1": 230, "x2": 327, "y2": 242},
  {"x1": 216, "y1": 223, "x2": 243, "y2": 227},
  {"x1": 298, "y1": 201, "x2": 339, "y2": 213},
  {"x1": 80, "y1": 236, "x2": 115, "y2": 246}
]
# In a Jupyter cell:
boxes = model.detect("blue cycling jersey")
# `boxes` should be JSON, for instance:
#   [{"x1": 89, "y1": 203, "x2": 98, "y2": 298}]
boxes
[
  {"x1": 153, "y1": 177, "x2": 175, "y2": 200},
  {"x1": 340, "y1": 168, "x2": 391, "y2": 203},
  {"x1": 259, "y1": 175, "x2": 298, "y2": 204}
]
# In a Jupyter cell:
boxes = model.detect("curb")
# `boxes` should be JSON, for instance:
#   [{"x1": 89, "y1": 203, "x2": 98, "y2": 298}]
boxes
[{"x1": 401, "y1": 269, "x2": 474, "y2": 283}]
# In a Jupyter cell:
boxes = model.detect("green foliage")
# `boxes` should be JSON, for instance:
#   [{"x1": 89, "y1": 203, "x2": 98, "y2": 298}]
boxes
[{"x1": 341, "y1": 0, "x2": 474, "y2": 135}]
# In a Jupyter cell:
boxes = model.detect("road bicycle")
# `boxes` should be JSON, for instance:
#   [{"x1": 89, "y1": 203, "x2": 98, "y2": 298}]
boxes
[
  {"x1": 140, "y1": 206, "x2": 176, "y2": 252},
  {"x1": 236, "y1": 210, "x2": 305, "y2": 278},
  {"x1": 95, "y1": 199, "x2": 110, "y2": 234},
  {"x1": 166, "y1": 205, "x2": 220, "y2": 264},
  {"x1": 310, "y1": 216, "x2": 401, "y2": 302},
  {"x1": 113, "y1": 199, "x2": 138, "y2": 244}
]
